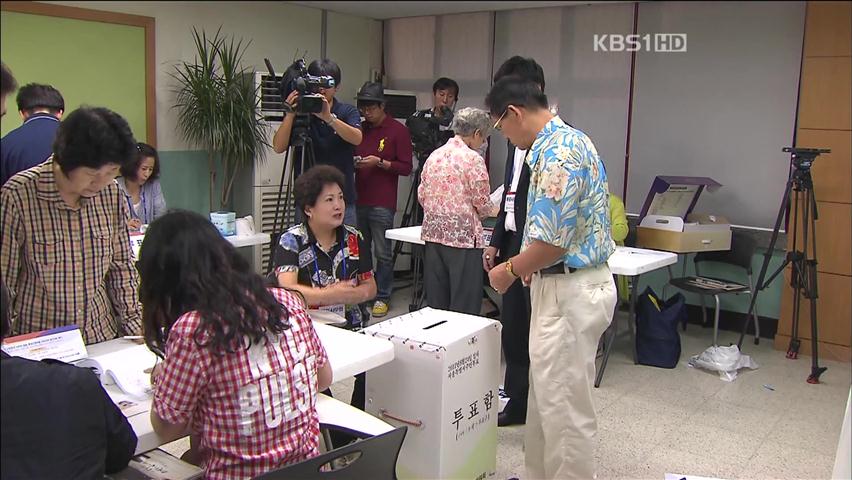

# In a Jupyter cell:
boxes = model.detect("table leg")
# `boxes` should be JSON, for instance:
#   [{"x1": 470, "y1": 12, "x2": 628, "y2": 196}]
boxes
[{"x1": 629, "y1": 274, "x2": 638, "y2": 364}]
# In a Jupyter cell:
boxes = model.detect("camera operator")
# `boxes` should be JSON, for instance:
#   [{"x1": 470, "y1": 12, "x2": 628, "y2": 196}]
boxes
[
  {"x1": 407, "y1": 77, "x2": 459, "y2": 160},
  {"x1": 272, "y1": 59, "x2": 363, "y2": 226}
]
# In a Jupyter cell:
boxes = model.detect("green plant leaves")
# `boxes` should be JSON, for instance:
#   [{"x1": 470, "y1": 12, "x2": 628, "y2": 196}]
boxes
[{"x1": 169, "y1": 26, "x2": 270, "y2": 210}]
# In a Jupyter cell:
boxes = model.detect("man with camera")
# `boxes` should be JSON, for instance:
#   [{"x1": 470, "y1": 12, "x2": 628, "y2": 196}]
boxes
[
  {"x1": 272, "y1": 59, "x2": 363, "y2": 226},
  {"x1": 407, "y1": 77, "x2": 459, "y2": 164}
]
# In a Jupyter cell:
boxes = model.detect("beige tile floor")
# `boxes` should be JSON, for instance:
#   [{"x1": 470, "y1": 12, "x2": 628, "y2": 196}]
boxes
[{"x1": 163, "y1": 286, "x2": 852, "y2": 479}]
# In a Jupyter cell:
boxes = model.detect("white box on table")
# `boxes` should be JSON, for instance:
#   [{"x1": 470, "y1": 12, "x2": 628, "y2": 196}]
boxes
[{"x1": 362, "y1": 307, "x2": 501, "y2": 480}]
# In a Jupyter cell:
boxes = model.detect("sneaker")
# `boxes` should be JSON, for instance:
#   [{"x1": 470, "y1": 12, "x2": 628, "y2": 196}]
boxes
[{"x1": 372, "y1": 300, "x2": 389, "y2": 318}]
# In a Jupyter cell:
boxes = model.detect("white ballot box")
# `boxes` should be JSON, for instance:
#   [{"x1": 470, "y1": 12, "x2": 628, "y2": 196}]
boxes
[{"x1": 361, "y1": 308, "x2": 501, "y2": 480}]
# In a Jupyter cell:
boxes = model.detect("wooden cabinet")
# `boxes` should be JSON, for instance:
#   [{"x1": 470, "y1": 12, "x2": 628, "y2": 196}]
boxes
[{"x1": 775, "y1": 1, "x2": 852, "y2": 362}]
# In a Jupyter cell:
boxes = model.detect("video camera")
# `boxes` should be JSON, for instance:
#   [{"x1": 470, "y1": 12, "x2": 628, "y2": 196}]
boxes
[
  {"x1": 265, "y1": 57, "x2": 335, "y2": 114},
  {"x1": 406, "y1": 106, "x2": 454, "y2": 161}
]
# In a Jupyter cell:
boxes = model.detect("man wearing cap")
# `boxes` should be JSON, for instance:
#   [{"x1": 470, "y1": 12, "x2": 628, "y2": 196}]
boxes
[
  {"x1": 354, "y1": 82, "x2": 413, "y2": 318},
  {"x1": 1, "y1": 83, "x2": 64, "y2": 185}
]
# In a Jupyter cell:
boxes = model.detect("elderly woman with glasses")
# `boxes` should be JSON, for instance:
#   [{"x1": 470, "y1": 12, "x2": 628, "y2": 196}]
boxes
[{"x1": 417, "y1": 107, "x2": 495, "y2": 315}]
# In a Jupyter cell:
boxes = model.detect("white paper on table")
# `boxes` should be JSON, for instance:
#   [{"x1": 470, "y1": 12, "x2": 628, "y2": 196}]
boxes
[
  {"x1": 112, "y1": 391, "x2": 149, "y2": 418},
  {"x1": 489, "y1": 185, "x2": 504, "y2": 205},
  {"x1": 1, "y1": 326, "x2": 87, "y2": 363}
]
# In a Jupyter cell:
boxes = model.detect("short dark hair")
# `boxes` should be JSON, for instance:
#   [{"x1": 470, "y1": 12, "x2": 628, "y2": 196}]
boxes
[
  {"x1": 120, "y1": 142, "x2": 160, "y2": 181},
  {"x1": 493, "y1": 56, "x2": 545, "y2": 92},
  {"x1": 16, "y1": 83, "x2": 65, "y2": 114},
  {"x1": 52, "y1": 107, "x2": 138, "y2": 175},
  {"x1": 485, "y1": 76, "x2": 549, "y2": 117},
  {"x1": 294, "y1": 165, "x2": 345, "y2": 216},
  {"x1": 1, "y1": 61, "x2": 17, "y2": 97},
  {"x1": 432, "y1": 77, "x2": 459, "y2": 99},
  {"x1": 1, "y1": 280, "x2": 10, "y2": 340},
  {"x1": 308, "y1": 59, "x2": 342, "y2": 88}
]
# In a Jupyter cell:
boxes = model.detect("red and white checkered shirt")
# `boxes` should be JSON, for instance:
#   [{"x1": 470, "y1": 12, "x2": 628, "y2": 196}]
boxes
[{"x1": 153, "y1": 288, "x2": 328, "y2": 480}]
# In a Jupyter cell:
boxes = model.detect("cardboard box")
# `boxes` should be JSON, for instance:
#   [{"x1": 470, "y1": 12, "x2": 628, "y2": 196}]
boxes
[
  {"x1": 362, "y1": 308, "x2": 501, "y2": 480},
  {"x1": 636, "y1": 176, "x2": 731, "y2": 253}
]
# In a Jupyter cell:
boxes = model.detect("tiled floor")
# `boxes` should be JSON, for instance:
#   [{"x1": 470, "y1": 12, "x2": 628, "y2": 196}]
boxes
[{"x1": 163, "y1": 285, "x2": 851, "y2": 479}]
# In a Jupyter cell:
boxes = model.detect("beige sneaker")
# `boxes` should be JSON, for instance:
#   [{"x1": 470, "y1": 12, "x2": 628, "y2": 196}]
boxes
[{"x1": 372, "y1": 300, "x2": 389, "y2": 318}]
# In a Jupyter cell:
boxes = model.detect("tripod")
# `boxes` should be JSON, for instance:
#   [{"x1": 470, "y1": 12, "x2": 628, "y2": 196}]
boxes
[
  {"x1": 737, "y1": 147, "x2": 830, "y2": 384},
  {"x1": 266, "y1": 115, "x2": 316, "y2": 274},
  {"x1": 390, "y1": 154, "x2": 426, "y2": 312}
]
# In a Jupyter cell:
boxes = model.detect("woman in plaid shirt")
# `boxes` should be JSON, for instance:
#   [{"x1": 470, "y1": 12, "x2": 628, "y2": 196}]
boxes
[{"x1": 136, "y1": 210, "x2": 332, "y2": 480}]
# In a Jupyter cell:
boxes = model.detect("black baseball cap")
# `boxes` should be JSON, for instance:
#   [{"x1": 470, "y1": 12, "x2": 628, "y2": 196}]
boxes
[{"x1": 356, "y1": 81, "x2": 384, "y2": 103}]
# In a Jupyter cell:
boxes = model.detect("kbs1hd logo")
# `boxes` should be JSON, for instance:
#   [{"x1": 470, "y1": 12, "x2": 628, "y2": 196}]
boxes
[{"x1": 594, "y1": 33, "x2": 687, "y2": 53}]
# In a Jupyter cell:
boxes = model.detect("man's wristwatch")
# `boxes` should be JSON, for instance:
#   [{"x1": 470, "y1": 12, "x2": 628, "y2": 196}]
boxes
[
  {"x1": 326, "y1": 113, "x2": 338, "y2": 126},
  {"x1": 505, "y1": 258, "x2": 519, "y2": 278}
]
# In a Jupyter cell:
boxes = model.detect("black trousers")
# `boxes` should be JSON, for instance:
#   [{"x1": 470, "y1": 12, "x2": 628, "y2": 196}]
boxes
[
  {"x1": 423, "y1": 242, "x2": 484, "y2": 316},
  {"x1": 498, "y1": 230, "x2": 531, "y2": 418}
]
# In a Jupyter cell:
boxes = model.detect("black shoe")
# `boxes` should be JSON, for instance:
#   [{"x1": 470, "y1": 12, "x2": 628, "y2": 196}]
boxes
[{"x1": 498, "y1": 411, "x2": 525, "y2": 427}]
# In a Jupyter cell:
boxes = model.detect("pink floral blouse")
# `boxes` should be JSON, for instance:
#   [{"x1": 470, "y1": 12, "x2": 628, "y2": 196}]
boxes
[{"x1": 417, "y1": 136, "x2": 493, "y2": 249}]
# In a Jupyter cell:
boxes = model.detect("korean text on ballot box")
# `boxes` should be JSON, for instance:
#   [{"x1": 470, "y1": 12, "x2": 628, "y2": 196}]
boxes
[{"x1": 362, "y1": 308, "x2": 501, "y2": 480}]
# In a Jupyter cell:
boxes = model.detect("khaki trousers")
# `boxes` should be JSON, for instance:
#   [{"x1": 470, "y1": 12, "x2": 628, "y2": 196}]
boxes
[{"x1": 525, "y1": 264, "x2": 617, "y2": 480}]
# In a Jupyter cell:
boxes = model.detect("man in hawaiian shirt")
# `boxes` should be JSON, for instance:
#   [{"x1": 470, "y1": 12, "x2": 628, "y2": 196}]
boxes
[{"x1": 485, "y1": 77, "x2": 617, "y2": 480}]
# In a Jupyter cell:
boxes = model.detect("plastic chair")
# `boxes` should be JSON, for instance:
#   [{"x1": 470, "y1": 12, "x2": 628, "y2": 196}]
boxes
[
  {"x1": 253, "y1": 425, "x2": 408, "y2": 480},
  {"x1": 667, "y1": 232, "x2": 761, "y2": 346}
]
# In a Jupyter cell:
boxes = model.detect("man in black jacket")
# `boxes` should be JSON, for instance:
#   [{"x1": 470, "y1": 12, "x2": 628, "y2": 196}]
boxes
[
  {"x1": 0, "y1": 279, "x2": 137, "y2": 478},
  {"x1": 483, "y1": 57, "x2": 547, "y2": 427}
]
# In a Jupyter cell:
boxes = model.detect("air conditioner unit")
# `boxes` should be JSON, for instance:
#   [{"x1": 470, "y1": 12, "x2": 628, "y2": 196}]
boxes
[
  {"x1": 250, "y1": 72, "x2": 296, "y2": 274},
  {"x1": 384, "y1": 89, "x2": 417, "y2": 121}
]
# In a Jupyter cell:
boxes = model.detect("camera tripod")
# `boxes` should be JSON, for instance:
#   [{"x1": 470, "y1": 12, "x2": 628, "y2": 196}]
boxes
[
  {"x1": 390, "y1": 155, "x2": 427, "y2": 312},
  {"x1": 266, "y1": 115, "x2": 316, "y2": 274},
  {"x1": 737, "y1": 147, "x2": 830, "y2": 384}
]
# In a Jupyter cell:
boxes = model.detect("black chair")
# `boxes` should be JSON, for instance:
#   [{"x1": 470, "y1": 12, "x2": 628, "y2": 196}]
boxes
[
  {"x1": 253, "y1": 426, "x2": 408, "y2": 480},
  {"x1": 667, "y1": 231, "x2": 761, "y2": 346}
]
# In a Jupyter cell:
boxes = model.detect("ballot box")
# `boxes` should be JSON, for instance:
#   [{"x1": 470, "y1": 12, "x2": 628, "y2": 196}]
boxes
[{"x1": 362, "y1": 308, "x2": 501, "y2": 480}]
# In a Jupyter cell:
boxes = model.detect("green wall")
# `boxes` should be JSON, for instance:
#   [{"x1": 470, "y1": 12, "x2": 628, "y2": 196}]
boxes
[{"x1": 0, "y1": 11, "x2": 147, "y2": 142}]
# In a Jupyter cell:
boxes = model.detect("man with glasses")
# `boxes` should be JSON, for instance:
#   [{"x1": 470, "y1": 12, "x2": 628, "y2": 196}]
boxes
[
  {"x1": 485, "y1": 77, "x2": 617, "y2": 480},
  {"x1": 353, "y1": 82, "x2": 413, "y2": 318},
  {"x1": 482, "y1": 57, "x2": 547, "y2": 428},
  {"x1": 272, "y1": 58, "x2": 363, "y2": 226}
]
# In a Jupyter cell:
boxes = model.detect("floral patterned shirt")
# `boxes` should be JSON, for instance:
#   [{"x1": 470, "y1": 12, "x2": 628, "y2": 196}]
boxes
[
  {"x1": 523, "y1": 116, "x2": 615, "y2": 268},
  {"x1": 418, "y1": 136, "x2": 493, "y2": 249}
]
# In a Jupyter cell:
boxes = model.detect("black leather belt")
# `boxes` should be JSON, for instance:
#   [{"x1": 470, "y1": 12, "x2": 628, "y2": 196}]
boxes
[{"x1": 540, "y1": 264, "x2": 577, "y2": 275}]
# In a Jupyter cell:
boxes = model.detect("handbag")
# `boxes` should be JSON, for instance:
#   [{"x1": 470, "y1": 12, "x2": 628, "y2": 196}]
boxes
[{"x1": 635, "y1": 286, "x2": 685, "y2": 369}]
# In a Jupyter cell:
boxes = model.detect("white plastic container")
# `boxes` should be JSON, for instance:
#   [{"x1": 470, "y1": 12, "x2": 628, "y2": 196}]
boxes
[{"x1": 362, "y1": 308, "x2": 501, "y2": 480}]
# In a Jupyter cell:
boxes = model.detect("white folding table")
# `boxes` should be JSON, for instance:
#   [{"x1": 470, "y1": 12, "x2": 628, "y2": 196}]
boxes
[
  {"x1": 90, "y1": 320, "x2": 395, "y2": 454},
  {"x1": 384, "y1": 226, "x2": 678, "y2": 387}
]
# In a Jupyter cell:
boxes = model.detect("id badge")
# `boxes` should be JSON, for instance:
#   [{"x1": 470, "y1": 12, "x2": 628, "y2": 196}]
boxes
[
  {"x1": 505, "y1": 192, "x2": 516, "y2": 214},
  {"x1": 319, "y1": 303, "x2": 346, "y2": 319}
]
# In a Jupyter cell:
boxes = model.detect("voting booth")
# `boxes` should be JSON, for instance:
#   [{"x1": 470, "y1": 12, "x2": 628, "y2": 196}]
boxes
[
  {"x1": 636, "y1": 176, "x2": 732, "y2": 253},
  {"x1": 362, "y1": 308, "x2": 501, "y2": 480}
]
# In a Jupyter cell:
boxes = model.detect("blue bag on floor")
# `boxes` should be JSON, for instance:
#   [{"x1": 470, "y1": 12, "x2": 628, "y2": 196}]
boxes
[{"x1": 635, "y1": 287, "x2": 685, "y2": 369}]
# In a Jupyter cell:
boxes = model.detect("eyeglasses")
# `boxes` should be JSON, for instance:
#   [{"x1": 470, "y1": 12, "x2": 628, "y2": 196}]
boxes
[{"x1": 492, "y1": 109, "x2": 509, "y2": 131}]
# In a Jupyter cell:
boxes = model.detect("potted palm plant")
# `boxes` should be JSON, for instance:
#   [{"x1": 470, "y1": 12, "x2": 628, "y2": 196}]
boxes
[{"x1": 170, "y1": 26, "x2": 268, "y2": 219}]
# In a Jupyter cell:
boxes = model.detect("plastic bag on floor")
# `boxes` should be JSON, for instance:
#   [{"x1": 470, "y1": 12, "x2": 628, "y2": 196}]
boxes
[{"x1": 688, "y1": 344, "x2": 758, "y2": 382}]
